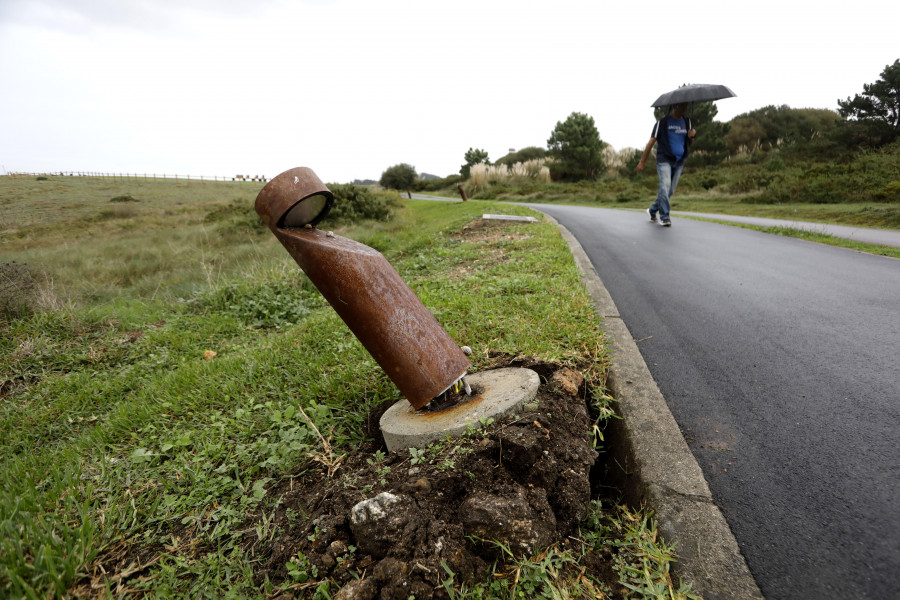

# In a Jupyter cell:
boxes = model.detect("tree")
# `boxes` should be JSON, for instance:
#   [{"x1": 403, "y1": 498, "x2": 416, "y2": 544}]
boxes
[
  {"x1": 546, "y1": 112, "x2": 605, "y2": 181},
  {"x1": 735, "y1": 105, "x2": 840, "y2": 149},
  {"x1": 460, "y1": 148, "x2": 490, "y2": 178},
  {"x1": 725, "y1": 117, "x2": 767, "y2": 154},
  {"x1": 837, "y1": 59, "x2": 900, "y2": 145},
  {"x1": 379, "y1": 163, "x2": 417, "y2": 190}
]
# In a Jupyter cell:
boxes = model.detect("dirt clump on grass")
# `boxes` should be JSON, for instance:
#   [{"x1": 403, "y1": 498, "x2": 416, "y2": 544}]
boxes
[{"x1": 251, "y1": 356, "x2": 620, "y2": 599}]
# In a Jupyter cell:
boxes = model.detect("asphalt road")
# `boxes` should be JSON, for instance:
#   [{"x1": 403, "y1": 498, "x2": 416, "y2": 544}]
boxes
[{"x1": 525, "y1": 204, "x2": 900, "y2": 599}]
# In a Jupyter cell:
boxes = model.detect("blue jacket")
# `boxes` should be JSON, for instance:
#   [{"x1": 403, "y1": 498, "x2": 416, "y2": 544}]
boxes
[{"x1": 652, "y1": 115, "x2": 693, "y2": 164}]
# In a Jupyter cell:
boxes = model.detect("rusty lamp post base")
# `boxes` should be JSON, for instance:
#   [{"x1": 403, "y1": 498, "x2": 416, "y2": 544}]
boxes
[{"x1": 379, "y1": 367, "x2": 540, "y2": 452}]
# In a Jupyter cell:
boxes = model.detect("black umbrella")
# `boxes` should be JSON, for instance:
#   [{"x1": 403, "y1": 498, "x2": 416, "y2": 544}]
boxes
[{"x1": 651, "y1": 83, "x2": 736, "y2": 107}]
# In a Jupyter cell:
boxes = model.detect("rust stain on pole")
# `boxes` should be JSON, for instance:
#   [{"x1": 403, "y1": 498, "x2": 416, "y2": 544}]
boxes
[
  {"x1": 457, "y1": 184, "x2": 468, "y2": 202},
  {"x1": 255, "y1": 167, "x2": 470, "y2": 409}
]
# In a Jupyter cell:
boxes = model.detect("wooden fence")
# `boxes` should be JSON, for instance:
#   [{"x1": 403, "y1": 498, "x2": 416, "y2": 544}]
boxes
[{"x1": 3, "y1": 171, "x2": 268, "y2": 183}]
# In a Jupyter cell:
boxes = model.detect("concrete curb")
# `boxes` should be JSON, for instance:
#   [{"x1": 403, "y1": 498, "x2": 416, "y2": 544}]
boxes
[{"x1": 543, "y1": 213, "x2": 764, "y2": 600}]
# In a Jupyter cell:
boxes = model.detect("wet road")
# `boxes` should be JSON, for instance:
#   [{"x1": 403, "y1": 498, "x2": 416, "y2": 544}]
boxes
[{"x1": 527, "y1": 204, "x2": 900, "y2": 599}]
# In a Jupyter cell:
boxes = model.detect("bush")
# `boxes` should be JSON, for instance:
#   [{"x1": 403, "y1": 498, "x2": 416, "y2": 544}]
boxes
[
  {"x1": 766, "y1": 144, "x2": 900, "y2": 203},
  {"x1": 765, "y1": 155, "x2": 787, "y2": 172},
  {"x1": 873, "y1": 181, "x2": 900, "y2": 202},
  {"x1": 325, "y1": 184, "x2": 399, "y2": 224},
  {"x1": 110, "y1": 195, "x2": 139, "y2": 203},
  {"x1": 469, "y1": 161, "x2": 550, "y2": 189},
  {"x1": 415, "y1": 174, "x2": 462, "y2": 192},
  {"x1": 698, "y1": 174, "x2": 719, "y2": 190}
]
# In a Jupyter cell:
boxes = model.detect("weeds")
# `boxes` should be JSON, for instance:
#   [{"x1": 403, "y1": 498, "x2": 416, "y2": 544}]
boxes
[
  {"x1": 441, "y1": 544, "x2": 602, "y2": 599},
  {"x1": 580, "y1": 502, "x2": 700, "y2": 600},
  {"x1": 0, "y1": 261, "x2": 40, "y2": 320},
  {"x1": 440, "y1": 501, "x2": 696, "y2": 599}
]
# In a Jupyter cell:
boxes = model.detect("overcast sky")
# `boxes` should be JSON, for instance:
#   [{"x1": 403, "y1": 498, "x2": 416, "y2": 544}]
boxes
[{"x1": 1, "y1": 0, "x2": 897, "y2": 183}]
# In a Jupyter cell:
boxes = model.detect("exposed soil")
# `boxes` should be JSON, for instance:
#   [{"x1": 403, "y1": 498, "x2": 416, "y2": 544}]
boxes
[{"x1": 251, "y1": 355, "x2": 621, "y2": 599}]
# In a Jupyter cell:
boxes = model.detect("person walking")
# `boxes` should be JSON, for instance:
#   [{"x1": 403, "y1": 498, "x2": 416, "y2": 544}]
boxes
[{"x1": 637, "y1": 102, "x2": 696, "y2": 227}]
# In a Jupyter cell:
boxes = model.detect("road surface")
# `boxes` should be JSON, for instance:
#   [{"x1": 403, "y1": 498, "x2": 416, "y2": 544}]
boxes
[{"x1": 525, "y1": 204, "x2": 899, "y2": 600}]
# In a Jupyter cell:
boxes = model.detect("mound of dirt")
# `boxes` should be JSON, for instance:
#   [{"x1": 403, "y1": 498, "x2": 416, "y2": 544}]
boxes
[{"x1": 252, "y1": 356, "x2": 618, "y2": 599}]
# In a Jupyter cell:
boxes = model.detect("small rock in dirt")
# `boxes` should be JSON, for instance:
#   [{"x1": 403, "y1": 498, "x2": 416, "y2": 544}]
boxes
[
  {"x1": 333, "y1": 577, "x2": 377, "y2": 600},
  {"x1": 327, "y1": 540, "x2": 348, "y2": 557},
  {"x1": 349, "y1": 493, "x2": 424, "y2": 559},
  {"x1": 373, "y1": 557, "x2": 409, "y2": 582},
  {"x1": 496, "y1": 425, "x2": 546, "y2": 471},
  {"x1": 551, "y1": 367, "x2": 583, "y2": 396},
  {"x1": 459, "y1": 486, "x2": 555, "y2": 557},
  {"x1": 350, "y1": 492, "x2": 401, "y2": 525}
]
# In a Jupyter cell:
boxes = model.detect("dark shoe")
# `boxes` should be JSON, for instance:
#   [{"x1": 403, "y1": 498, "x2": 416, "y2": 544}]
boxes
[
  {"x1": 660, "y1": 218, "x2": 672, "y2": 227},
  {"x1": 647, "y1": 208, "x2": 657, "y2": 223}
]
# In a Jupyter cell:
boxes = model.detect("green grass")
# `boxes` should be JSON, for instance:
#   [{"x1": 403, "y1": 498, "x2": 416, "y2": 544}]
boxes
[
  {"x1": 0, "y1": 176, "x2": 278, "y2": 305},
  {"x1": 1, "y1": 177, "x2": 692, "y2": 598}
]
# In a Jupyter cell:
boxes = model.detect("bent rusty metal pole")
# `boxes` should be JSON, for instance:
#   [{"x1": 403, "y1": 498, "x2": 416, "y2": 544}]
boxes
[{"x1": 255, "y1": 167, "x2": 471, "y2": 409}]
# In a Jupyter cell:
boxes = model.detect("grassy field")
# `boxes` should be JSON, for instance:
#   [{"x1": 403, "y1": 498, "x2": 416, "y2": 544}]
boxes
[{"x1": 1, "y1": 176, "x2": 695, "y2": 598}]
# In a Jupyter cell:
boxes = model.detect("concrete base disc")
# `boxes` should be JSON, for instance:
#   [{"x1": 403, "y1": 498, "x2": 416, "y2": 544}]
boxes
[{"x1": 380, "y1": 367, "x2": 540, "y2": 452}]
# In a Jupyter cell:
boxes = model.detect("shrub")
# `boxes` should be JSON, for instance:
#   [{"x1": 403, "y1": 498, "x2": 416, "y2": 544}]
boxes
[
  {"x1": 95, "y1": 206, "x2": 140, "y2": 220},
  {"x1": 765, "y1": 155, "x2": 787, "y2": 172},
  {"x1": 325, "y1": 184, "x2": 399, "y2": 224},
  {"x1": 602, "y1": 146, "x2": 640, "y2": 176},
  {"x1": 873, "y1": 181, "x2": 900, "y2": 202},
  {"x1": 468, "y1": 160, "x2": 551, "y2": 192},
  {"x1": 415, "y1": 174, "x2": 462, "y2": 192},
  {"x1": 110, "y1": 195, "x2": 138, "y2": 203},
  {"x1": 698, "y1": 174, "x2": 719, "y2": 190}
]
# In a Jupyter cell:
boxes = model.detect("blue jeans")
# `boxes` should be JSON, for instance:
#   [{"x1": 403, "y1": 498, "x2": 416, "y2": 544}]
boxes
[{"x1": 649, "y1": 161, "x2": 684, "y2": 220}]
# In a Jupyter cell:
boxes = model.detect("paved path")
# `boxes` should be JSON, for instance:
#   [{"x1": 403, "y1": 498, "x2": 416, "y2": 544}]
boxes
[
  {"x1": 525, "y1": 204, "x2": 900, "y2": 600},
  {"x1": 670, "y1": 210, "x2": 900, "y2": 248}
]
